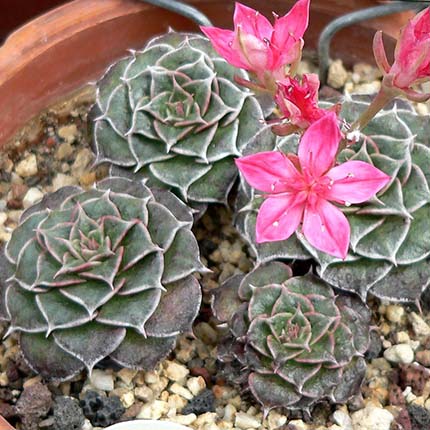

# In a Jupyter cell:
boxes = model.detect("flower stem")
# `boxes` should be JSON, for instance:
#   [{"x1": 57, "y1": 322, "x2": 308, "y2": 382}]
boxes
[{"x1": 350, "y1": 86, "x2": 395, "y2": 131}]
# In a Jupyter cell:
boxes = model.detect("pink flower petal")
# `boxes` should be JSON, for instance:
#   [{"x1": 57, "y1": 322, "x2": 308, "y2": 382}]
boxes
[
  {"x1": 272, "y1": 0, "x2": 310, "y2": 48},
  {"x1": 391, "y1": 8, "x2": 430, "y2": 88},
  {"x1": 200, "y1": 26, "x2": 250, "y2": 69},
  {"x1": 302, "y1": 198, "x2": 350, "y2": 259},
  {"x1": 256, "y1": 194, "x2": 306, "y2": 243},
  {"x1": 233, "y1": 2, "x2": 273, "y2": 39},
  {"x1": 372, "y1": 31, "x2": 391, "y2": 74},
  {"x1": 275, "y1": 73, "x2": 325, "y2": 128},
  {"x1": 298, "y1": 112, "x2": 342, "y2": 179},
  {"x1": 324, "y1": 160, "x2": 391, "y2": 204},
  {"x1": 232, "y1": 27, "x2": 269, "y2": 72},
  {"x1": 235, "y1": 152, "x2": 303, "y2": 194}
]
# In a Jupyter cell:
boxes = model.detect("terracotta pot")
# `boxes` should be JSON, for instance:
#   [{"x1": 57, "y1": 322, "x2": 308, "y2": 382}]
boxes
[
  {"x1": 0, "y1": 415, "x2": 15, "y2": 430},
  {"x1": 0, "y1": 0, "x2": 413, "y2": 148}
]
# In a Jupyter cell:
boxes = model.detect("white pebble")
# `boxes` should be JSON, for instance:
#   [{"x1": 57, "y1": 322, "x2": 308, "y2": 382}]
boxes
[
  {"x1": 351, "y1": 404, "x2": 394, "y2": 430},
  {"x1": 15, "y1": 154, "x2": 38, "y2": 177},
  {"x1": 195, "y1": 412, "x2": 218, "y2": 427},
  {"x1": 267, "y1": 410, "x2": 287, "y2": 429},
  {"x1": 286, "y1": 420, "x2": 308, "y2": 430},
  {"x1": 22, "y1": 187, "x2": 44, "y2": 209},
  {"x1": 168, "y1": 393, "x2": 187, "y2": 411},
  {"x1": 167, "y1": 414, "x2": 197, "y2": 426},
  {"x1": 52, "y1": 173, "x2": 78, "y2": 191},
  {"x1": 144, "y1": 370, "x2": 160, "y2": 384},
  {"x1": 223, "y1": 404, "x2": 237, "y2": 422},
  {"x1": 81, "y1": 419, "x2": 94, "y2": 430},
  {"x1": 385, "y1": 305, "x2": 404, "y2": 324},
  {"x1": 169, "y1": 383, "x2": 193, "y2": 400},
  {"x1": 89, "y1": 370, "x2": 114, "y2": 391},
  {"x1": 120, "y1": 391, "x2": 135, "y2": 408},
  {"x1": 332, "y1": 409, "x2": 353, "y2": 430},
  {"x1": 0, "y1": 212, "x2": 7, "y2": 227},
  {"x1": 134, "y1": 385, "x2": 153, "y2": 402},
  {"x1": 410, "y1": 312, "x2": 430, "y2": 337},
  {"x1": 235, "y1": 412, "x2": 261, "y2": 429},
  {"x1": 383, "y1": 344, "x2": 414, "y2": 364},
  {"x1": 164, "y1": 361, "x2": 189, "y2": 383},
  {"x1": 117, "y1": 368, "x2": 137, "y2": 386},
  {"x1": 187, "y1": 376, "x2": 206, "y2": 396},
  {"x1": 137, "y1": 400, "x2": 169, "y2": 419},
  {"x1": 58, "y1": 124, "x2": 78, "y2": 144},
  {"x1": 394, "y1": 331, "x2": 410, "y2": 344}
]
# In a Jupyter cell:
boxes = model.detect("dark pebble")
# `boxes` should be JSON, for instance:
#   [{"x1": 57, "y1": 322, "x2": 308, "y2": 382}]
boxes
[
  {"x1": 15, "y1": 382, "x2": 52, "y2": 418},
  {"x1": 7, "y1": 198, "x2": 23, "y2": 210},
  {"x1": 408, "y1": 404, "x2": 430, "y2": 430},
  {"x1": 0, "y1": 388, "x2": 14, "y2": 402},
  {"x1": 365, "y1": 330, "x2": 383, "y2": 359},
  {"x1": 80, "y1": 390, "x2": 125, "y2": 427},
  {"x1": 6, "y1": 361, "x2": 20, "y2": 382},
  {"x1": 52, "y1": 396, "x2": 85, "y2": 430},
  {"x1": 182, "y1": 389, "x2": 215, "y2": 415},
  {"x1": 25, "y1": 176, "x2": 42, "y2": 187},
  {"x1": 0, "y1": 400, "x2": 16, "y2": 420},
  {"x1": 200, "y1": 238, "x2": 217, "y2": 257},
  {"x1": 15, "y1": 382, "x2": 52, "y2": 430}
]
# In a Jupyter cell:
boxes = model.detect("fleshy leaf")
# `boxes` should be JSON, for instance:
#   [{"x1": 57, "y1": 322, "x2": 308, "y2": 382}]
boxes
[
  {"x1": 145, "y1": 275, "x2": 202, "y2": 337},
  {"x1": 20, "y1": 332, "x2": 85, "y2": 381},
  {"x1": 110, "y1": 330, "x2": 176, "y2": 370},
  {"x1": 54, "y1": 322, "x2": 126, "y2": 373}
]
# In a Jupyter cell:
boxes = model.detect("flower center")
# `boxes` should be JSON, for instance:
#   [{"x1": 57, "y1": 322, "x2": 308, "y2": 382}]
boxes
[{"x1": 279, "y1": 322, "x2": 300, "y2": 343}]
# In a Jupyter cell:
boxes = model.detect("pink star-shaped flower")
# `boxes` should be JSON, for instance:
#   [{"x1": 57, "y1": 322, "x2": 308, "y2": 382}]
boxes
[
  {"x1": 200, "y1": 0, "x2": 310, "y2": 82},
  {"x1": 236, "y1": 113, "x2": 391, "y2": 258}
]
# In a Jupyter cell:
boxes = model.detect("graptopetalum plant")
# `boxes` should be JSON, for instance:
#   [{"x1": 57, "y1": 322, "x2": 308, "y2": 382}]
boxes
[
  {"x1": 203, "y1": 1, "x2": 430, "y2": 302},
  {"x1": 212, "y1": 262, "x2": 371, "y2": 412},
  {"x1": 0, "y1": 177, "x2": 207, "y2": 380},
  {"x1": 234, "y1": 98, "x2": 430, "y2": 302},
  {"x1": 90, "y1": 31, "x2": 264, "y2": 211}
]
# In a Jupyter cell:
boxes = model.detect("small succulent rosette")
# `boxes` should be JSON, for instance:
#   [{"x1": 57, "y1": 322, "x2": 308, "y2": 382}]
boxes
[
  {"x1": 235, "y1": 96, "x2": 430, "y2": 302},
  {"x1": 0, "y1": 177, "x2": 207, "y2": 380},
  {"x1": 90, "y1": 31, "x2": 264, "y2": 211},
  {"x1": 212, "y1": 262, "x2": 371, "y2": 412}
]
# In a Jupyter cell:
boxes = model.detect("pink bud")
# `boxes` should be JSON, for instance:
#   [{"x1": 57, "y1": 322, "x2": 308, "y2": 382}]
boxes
[
  {"x1": 373, "y1": 8, "x2": 430, "y2": 101},
  {"x1": 275, "y1": 74, "x2": 327, "y2": 130}
]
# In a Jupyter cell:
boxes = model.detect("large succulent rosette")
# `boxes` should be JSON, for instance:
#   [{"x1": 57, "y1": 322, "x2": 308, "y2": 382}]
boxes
[
  {"x1": 0, "y1": 177, "x2": 206, "y2": 380},
  {"x1": 91, "y1": 31, "x2": 264, "y2": 209},
  {"x1": 212, "y1": 262, "x2": 371, "y2": 411},
  {"x1": 235, "y1": 96, "x2": 430, "y2": 301}
]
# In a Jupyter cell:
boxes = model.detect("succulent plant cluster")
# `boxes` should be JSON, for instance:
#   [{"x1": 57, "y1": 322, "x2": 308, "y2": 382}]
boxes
[
  {"x1": 212, "y1": 262, "x2": 371, "y2": 412},
  {"x1": 91, "y1": 31, "x2": 264, "y2": 210},
  {"x1": 1, "y1": 4, "x2": 428, "y2": 411},
  {"x1": 235, "y1": 96, "x2": 430, "y2": 302},
  {"x1": 0, "y1": 177, "x2": 206, "y2": 380}
]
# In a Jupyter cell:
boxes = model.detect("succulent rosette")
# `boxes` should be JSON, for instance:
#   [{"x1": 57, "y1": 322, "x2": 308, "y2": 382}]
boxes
[
  {"x1": 0, "y1": 177, "x2": 206, "y2": 380},
  {"x1": 90, "y1": 31, "x2": 264, "y2": 209},
  {"x1": 212, "y1": 262, "x2": 371, "y2": 411},
  {"x1": 235, "y1": 96, "x2": 430, "y2": 302}
]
